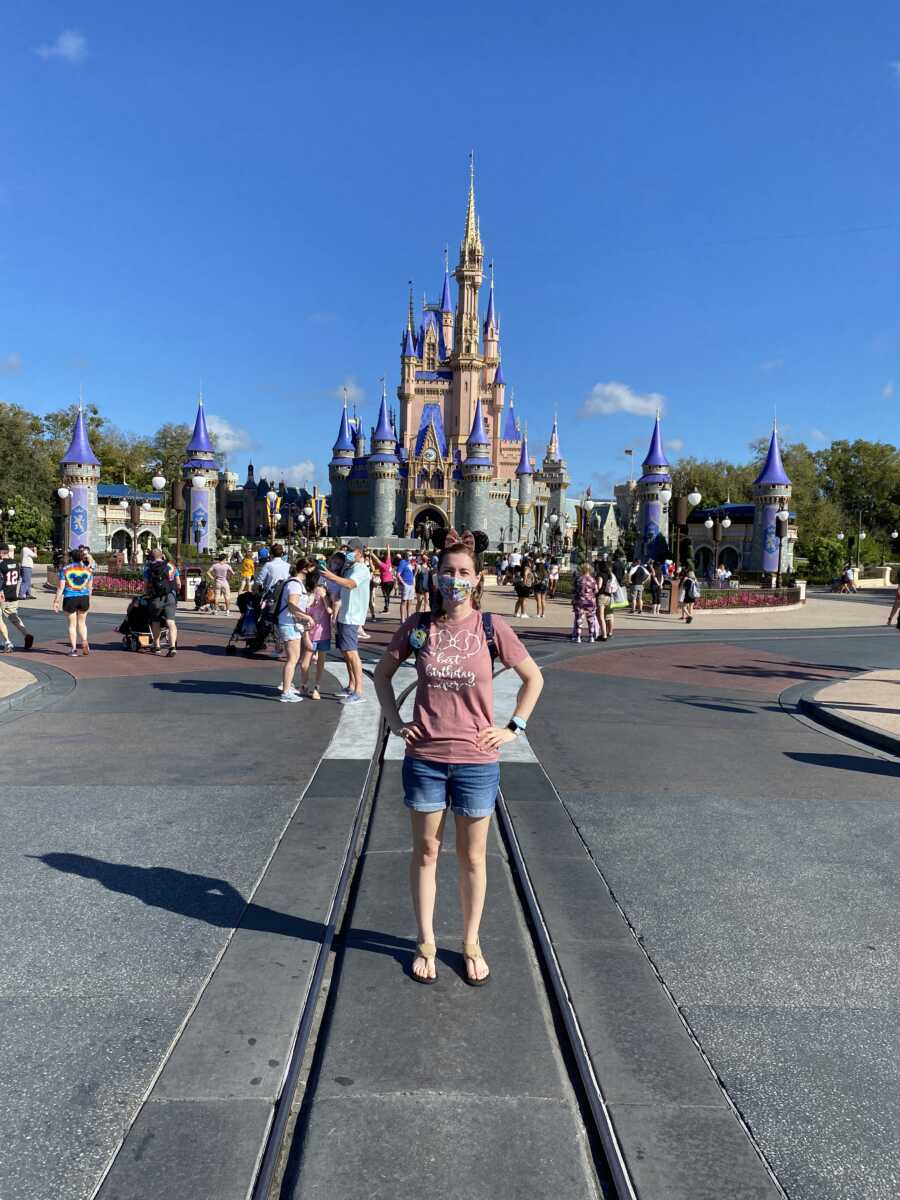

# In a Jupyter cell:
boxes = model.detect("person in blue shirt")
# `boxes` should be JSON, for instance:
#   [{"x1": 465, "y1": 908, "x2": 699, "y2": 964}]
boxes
[
  {"x1": 396, "y1": 552, "x2": 415, "y2": 623},
  {"x1": 52, "y1": 547, "x2": 93, "y2": 656}
]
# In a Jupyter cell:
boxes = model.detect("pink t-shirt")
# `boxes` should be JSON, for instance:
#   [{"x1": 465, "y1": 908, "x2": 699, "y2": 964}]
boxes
[
  {"x1": 375, "y1": 556, "x2": 394, "y2": 583},
  {"x1": 387, "y1": 610, "x2": 528, "y2": 764},
  {"x1": 307, "y1": 586, "x2": 332, "y2": 642},
  {"x1": 209, "y1": 562, "x2": 232, "y2": 583}
]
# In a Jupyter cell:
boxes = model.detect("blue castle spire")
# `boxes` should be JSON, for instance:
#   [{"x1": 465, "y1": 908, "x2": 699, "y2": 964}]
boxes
[
  {"x1": 61, "y1": 404, "x2": 100, "y2": 466},
  {"x1": 332, "y1": 402, "x2": 354, "y2": 453},
  {"x1": 494, "y1": 359, "x2": 506, "y2": 386},
  {"x1": 440, "y1": 250, "x2": 453, "y2": 313},
  {"x1": 643, "y1": 411, "x2": 669, "y2": 469},
  {"x1": 516, "y1": 429, "x2": 533, "y2": 476},
  {"x1": 484, "y1": 267, "x2": 498, "y2": 333},
  {"x1": 186, "y1": 393, "x2": 215, "y2": 457},
  {"x1": 754, "y1": 425, "x2": 791, "y2": 486},
  {"x1": 502, "y1": 391, "x2": 520, "y2": 440},
  {"x1": 373, "y1": 383, "x2": 395, "y2": 444},
  {"x1": 402, "y1": 326, "x2": 416, "y2": 357}
]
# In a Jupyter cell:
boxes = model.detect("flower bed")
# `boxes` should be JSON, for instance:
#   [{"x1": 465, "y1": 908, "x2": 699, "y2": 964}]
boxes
[
  {"x1": 90, "y1": 576, "x2": 145, "y2": 596},
  {"x1": 696, "y1": 587, "x2": 801, "y2": 609}
]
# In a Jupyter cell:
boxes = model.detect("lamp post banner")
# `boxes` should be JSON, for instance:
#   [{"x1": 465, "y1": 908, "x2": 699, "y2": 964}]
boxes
[
  {"x1": 190, "y1": 486, "x2": 210, "y2": 552},
  {"x1": 69, "y1": 484, "x2": 90, "y2": 546},
  {"x1": 761, "y1": 502, "x2": 780, "y2": 573}
]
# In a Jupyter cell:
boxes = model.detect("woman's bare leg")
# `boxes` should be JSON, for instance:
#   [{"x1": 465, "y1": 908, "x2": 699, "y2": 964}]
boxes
[
  {"x1": 76, "y1": 612, "x2": 89, "y2": 648},
  {"x1": 65, "y1": 612, "x2": 78, "y2": 651},
  {"x1": 281, "y1": 639, "x2": 301, "y2": 693},
  {"x1": 456, "y1": 812, "x2": 492, "y2": 981},
  {"x1": 410, "y1": 808, "x2": 447, "y2": 980}
]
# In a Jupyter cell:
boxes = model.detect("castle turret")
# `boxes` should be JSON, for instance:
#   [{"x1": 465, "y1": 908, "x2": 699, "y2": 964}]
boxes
[
  {"x1": 328, "y1": 399, "x2": 355, "y2": 534},
  {"x1": 540, "y1": 413, "x2": 569, "y2": 529},
  {"x1": 60, "y1": 402, "x2": 101, "y2": 551},
  {"x1": 369, "y1": 382, "x2": 399, "y2": 538},
  {"x1": 482, "y1": 261, "x2": 499, "y2": 366},
  {"x1": 440, "y1": 248, "x2": 454, "y2": 356},
  {"x1": 183, "y1": 392, "x2": 218, "y2": 554},
  {"x1": 635, "y1": 412, "x2": 670, "y2": 561},
  {"x1": 515, "y1": 426, "x2": 534, "y2": 541},
  {"x1": 751, "y1": 424, "x2": 792, "y2": 577},
  {"x1": 462, "y1": 397, "x2": 492, "y2": 533}
]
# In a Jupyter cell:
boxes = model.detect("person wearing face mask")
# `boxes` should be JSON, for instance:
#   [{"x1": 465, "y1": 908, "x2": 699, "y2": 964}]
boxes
[
  {"x1": 373, "y1": 528, "x2": 544, "y2": 987},
  {"x1": 320, "y1": 539, "x2": 371, "y2": 703}
]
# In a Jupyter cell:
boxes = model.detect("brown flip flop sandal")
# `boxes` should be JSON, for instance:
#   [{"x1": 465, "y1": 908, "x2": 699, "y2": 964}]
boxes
[
  {"x1": 412, "y1": 942, "x2": 437, "y2": 985},
  {"x1": 462, "y1": 940, "x2": 491, "y2": 987}
]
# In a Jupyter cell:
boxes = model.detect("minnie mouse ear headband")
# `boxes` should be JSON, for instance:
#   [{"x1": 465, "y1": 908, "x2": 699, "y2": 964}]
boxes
[{"x1": 444, "y1": 528, "x2": 476, "y2": 553}]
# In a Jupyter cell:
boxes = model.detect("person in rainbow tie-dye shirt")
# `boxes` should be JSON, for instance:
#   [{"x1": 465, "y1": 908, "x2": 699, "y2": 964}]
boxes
[{"x1": 52, "y1": 548, "x2": 94, "y2": 656}]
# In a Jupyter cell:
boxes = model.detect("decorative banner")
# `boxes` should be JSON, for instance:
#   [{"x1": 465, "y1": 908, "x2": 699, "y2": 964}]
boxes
[
  {"x1": 313, "y1": 495, "x2": 327, "y2": 527},
  {"x1": 642, "y1": 500, "x2": 661, "y2": 558},
  {"x1": 190, "y1": 486, "x2": 210, "y2": 552},
  {"x1": 761, "y1": 503, "x2": 780, "y2": 573},
  {"x1": 69, "y1": 484, "x2": 90, "y2": 546},
  {"x1": 267, "y1": 492, "x2": 282, "y2": 528}
]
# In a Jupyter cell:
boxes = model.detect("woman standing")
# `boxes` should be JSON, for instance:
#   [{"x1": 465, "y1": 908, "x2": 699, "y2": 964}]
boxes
[
  {"x1": 52, "y1": 547, "x2": 93, "y2": 656},
  {"x1": 648, "y1": 561, "x2": 662, "y2": 616},
  {"x1": 596, "y1": 562, "x2": 617, "y2": 641},
  {"x1": 371, "y1": 545, "x2": 396, "y2": 613},
  {"x1": 547, "y1": 558, "x2": 560, "y2": 600},
  {"x1": 571, "y1": 562, "x2": 599, "y2": 642},
  {"x1": 414, "y1": 556, "x2": 431, "y2": 613},
  {"x1": 374, "y1": 531, "x2": 543, "y2": 985},
  {"x1": 532, "y1": 558, "x2": 548, "y2": 619},
  {"x1": 513, "y1": 558, "x2": 534, "y2": 619},
  {"x1": 680, "y1": 569, "x2": 700, "y2": 624},
  {"x1": 276, "y1": 559, "x2": 314, "y2": 701}
]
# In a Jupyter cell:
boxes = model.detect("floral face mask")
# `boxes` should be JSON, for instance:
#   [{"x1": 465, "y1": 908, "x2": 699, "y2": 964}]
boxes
[{"x1": 436, "y1": 573, "x2": 475, "y2": 604}]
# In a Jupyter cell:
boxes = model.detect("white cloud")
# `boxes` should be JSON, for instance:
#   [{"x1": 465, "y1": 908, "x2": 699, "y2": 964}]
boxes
[
  {"x1": 668, "y1": 436, "x2": 684, "y2": 452},
  {"x1": 259, "y1": 460, "x2": 317, "y2": 488},
  {"x1": 810, "y1": 428, "x2": 827, "y2": 443},
  {"x1": 579, "y1": 381, "x2": 664, "y2": 418},
  {"x1": 331, "y1": 377, "x2": 364, "y2": 405},
  {"x1": 883, "y1": 381, "x2": 894, "y2": 399},
  {"x1": 205, "y1": 414, "x2": 255, "y2": 455},
  {"x1": 35, "y1": 30, "x2": 88, "y2": 62},
  {"x1": 760, "y1": 358, "x2": 784, "y2": 371},
  {"x1": 0, "y1": 352, "x2": 22, "y2": 375}
]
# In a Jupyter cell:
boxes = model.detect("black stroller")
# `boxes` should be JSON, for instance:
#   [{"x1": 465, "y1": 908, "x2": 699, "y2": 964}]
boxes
[
  {"x1": 225, "y1": 590, "x2": 278, "y2": 656},
  {"x1": 118, "y1": 596, "x2": 170, "y2": 652}
]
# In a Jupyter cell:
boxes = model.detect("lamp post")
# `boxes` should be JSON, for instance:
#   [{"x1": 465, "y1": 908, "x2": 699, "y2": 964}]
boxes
[
  {"x1": 0, "y1": 506, "x2": 15, "y2": 543},
  {"x1": 774, "y1": 507, "x2": 789, "y2": 587},
  {"x1": 56, "y1": 488, "x2": 72, "y2": 556},
  {"x1": 548, "y1": 512, "x2": 560, "y2": 557},
  {"x1": 304, "y1": 503, "x2": 314, "y2": 549},
  {"x1": 664, "y1": 487, "x2": 701, "y2": 573}
]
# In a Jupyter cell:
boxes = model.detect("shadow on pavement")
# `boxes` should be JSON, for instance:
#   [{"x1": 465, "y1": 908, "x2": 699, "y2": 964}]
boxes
[
  {"x1": 151, "y1": 678, "x2": 277, "y2": 699},
  {"x1": 784, "y1": 752, "x2": 900, "y2": 778},
  {"x1": 29, "y1": 852, "x2": 326, "y2": 939}
]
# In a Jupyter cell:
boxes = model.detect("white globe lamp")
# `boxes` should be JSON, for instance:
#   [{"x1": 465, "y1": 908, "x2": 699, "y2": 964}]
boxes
[
  {"x1": 151, "y1": 474, "x2": 167, "y2": 491},
  {"x1": 704, "y1": 517, "x2": 714, "y2": 529},
  {"x1": 687, "y1": 490, "x2": 702, "y2": 507},
  {"x1": 57, "y1": 487, "x2": 70, "y2": 500},
  {"x1": 659, "y1": 487, "x2": 673, "y2": 504}
]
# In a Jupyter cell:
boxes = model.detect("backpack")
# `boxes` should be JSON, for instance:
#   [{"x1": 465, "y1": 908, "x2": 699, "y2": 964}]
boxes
[
  {"x1": 148, "y1": 559, "x2": 172, "y2": 599},
  {"x1": 409, "y1": 611, "x2": 498, "y2": 668},
  {"x1": 632, "y1": 565, "x2": 649, "y2": 585},
  {"x1": 685, "y1": 578, "x2": 700, "y2": 602},
  {"x1": 534, "y1": 562, "x2": 547, "y2": 585}
]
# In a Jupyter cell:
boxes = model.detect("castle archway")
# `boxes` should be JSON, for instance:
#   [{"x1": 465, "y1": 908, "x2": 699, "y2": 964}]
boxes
[{"x1": 409, "y1": 504, "x2": 448, "y2": 540}]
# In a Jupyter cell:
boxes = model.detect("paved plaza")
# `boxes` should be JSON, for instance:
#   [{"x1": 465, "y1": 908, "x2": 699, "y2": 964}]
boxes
[{"x1": 1, "y1": 583, "x2": 898, "y2": 1199}]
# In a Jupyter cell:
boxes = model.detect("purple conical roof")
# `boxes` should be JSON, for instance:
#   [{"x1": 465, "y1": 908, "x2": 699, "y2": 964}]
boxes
[
  {"x1": 494, "y1": 360, "x2": 505, "y2": 386},
  {"x1": 483, "y1": 279, "x2": 497, "y2": 334},
  {"x1": 754, "y1": 427, "x2": 791, "y2": 486},
  {"x1": 60, "y1": 407, "x2": 100, "y2": 466},
  {"x1": 402, "y1": 327, "x2": 416, "y2": 357},
  {"x1": 502, "y1": 395, "x2": 520, "y2": 440},
  {"x1": 373, "y1": 389, "x2": 395, "y2": 444},
  {"x1": 467, "y1": 397, "x2": 489, "y2": 447},
  {"x1": 333, "y1": 404, "x2": 354, "y2": 452},
  {"x1": 186, "y1": 399, "x2": 214, "y2": 455},
  {"x1": 440, "y1": 269, "x2": 453, "y2": 313},
  {"x1": 643, "y1": 414, "x2": 669, "y2": 468},
  {"x1": 516, "y1": 432, "x2": 533, "y2": 476}
]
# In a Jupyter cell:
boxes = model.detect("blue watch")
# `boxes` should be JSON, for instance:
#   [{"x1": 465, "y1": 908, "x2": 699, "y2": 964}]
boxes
[{"x1": 507, "y1": 716, "x2": 527, "y2": 734}]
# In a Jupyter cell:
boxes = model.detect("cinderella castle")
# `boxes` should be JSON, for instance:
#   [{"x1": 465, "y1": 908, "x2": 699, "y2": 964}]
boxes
[{"x1": 327, "y1": 161, "x2": 569, "y2": 547}]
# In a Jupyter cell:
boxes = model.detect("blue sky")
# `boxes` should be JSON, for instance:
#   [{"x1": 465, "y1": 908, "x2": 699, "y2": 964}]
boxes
[{"x1": 2, "y1": 2, "x2": 899, "y2": 496}]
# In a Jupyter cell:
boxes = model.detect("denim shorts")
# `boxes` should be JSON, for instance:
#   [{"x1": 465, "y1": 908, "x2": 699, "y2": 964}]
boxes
[
  {"x1": 309, "y1": 638, "x2": 331, "y2": 652},
  {"x1": 278, "y1": 622, "x2": 304, "y2": 642},
  {"x1": 402, "y1": 757, "x2": 500, "y2": 818}
]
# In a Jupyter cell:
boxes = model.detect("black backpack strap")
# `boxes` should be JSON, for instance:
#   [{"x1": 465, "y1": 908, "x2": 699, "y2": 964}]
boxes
[
  {"x1": 270, "y1": 578, "x2": 289, "y2": 618},
  {"x1": 481, "y1": 611, "x2": 498, "y2": 665}
]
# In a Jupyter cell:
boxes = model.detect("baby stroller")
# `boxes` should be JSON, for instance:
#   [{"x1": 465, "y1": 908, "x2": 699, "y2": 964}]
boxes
[
  {"x1": 225, "y1": 590, "x2": 279, "y2": 656},
  {"x1": 194, "y1": 578, "x2": 214, "y2": 612},
  {"x1": 118, "y1": 596, "x2": 170, "y2": 652}
]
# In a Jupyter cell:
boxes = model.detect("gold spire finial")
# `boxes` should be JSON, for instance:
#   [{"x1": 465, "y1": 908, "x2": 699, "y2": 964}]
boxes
[{"x1": 462, "y1": 151, "x2": 479, "y2": 247}]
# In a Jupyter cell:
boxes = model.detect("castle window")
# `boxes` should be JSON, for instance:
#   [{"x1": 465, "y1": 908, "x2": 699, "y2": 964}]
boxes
[
  {"x1": 433, "y1": 471, "x2": 444, "y2": 490},
  {"x1": 417, "y1": 469, "x2": 429, "y2": 489}
]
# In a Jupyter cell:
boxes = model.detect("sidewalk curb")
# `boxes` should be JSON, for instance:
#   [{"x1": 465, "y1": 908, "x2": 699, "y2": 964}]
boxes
[
  {"x1": 0, "y1": 658, "x2": 76, "y2": 720},
  {"x1": 795, "y1": 680, "x2": 900, "y2": 759}
]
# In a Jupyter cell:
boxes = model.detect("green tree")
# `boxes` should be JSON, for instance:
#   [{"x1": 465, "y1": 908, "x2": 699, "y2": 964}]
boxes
[
  {"x1": 0, "y1": 404, "x2": 56, "y2": 510},
  {"x1": 669, "y1": 458, "x2": 754, "y2": 507},
  {"x1": 6, "y1": 495, "x2": 53, "y2": 548},
  {"x1": 817, "y1": 439, "x2": 900, "y2": 537}
]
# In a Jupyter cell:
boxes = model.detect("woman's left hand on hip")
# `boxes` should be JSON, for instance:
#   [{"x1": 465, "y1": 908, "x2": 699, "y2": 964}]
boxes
[{"x1": 476, "y1": 726, "x2": 517, "y2": 750}]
